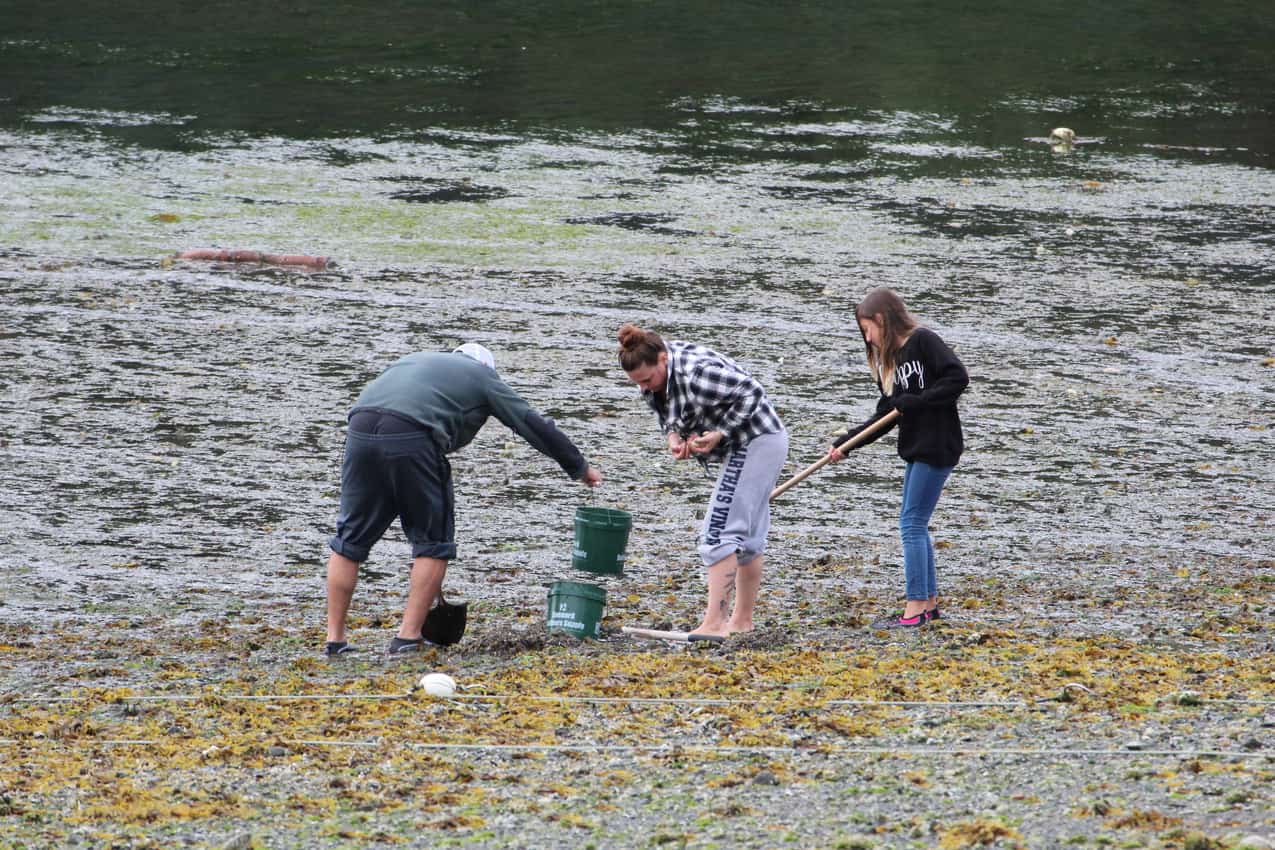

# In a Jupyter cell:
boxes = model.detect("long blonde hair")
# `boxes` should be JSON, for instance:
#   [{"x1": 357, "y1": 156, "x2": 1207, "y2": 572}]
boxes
[{"x1": 855, "y1": 288, "x2": 918, "y2": 394}]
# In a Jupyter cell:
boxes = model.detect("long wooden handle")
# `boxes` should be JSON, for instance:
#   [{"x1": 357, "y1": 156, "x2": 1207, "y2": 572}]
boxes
[
  {"x1": 621, "y1": 626, "x2": 725, "y2": 644},
  {"x1": 769, "y1": 408, "x2": 900, "y2": 501}
]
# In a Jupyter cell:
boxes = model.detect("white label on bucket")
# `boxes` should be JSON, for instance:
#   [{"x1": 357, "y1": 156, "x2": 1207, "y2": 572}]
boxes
[{"x1": 547, "y1": 612, "x2": 597, "y2": 635}]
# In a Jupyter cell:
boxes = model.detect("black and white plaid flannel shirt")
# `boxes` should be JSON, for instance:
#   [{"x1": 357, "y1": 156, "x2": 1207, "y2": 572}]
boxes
[{"x1": 642, "y1": 341, "x2": 784, "y2": 463}]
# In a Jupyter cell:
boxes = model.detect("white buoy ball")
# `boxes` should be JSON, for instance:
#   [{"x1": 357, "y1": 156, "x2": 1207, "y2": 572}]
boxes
[
  {"x1": 1049, "y1": 127, "x2": 1076, "y2": 145},
  {"x1": 418, "y1": 672, "x2": 457, "y2": 697}
]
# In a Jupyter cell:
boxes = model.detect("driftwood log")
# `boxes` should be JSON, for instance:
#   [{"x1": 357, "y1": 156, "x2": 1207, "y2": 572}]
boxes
[{"x1": 174, "y1": 249, "x2": 334, "y2": 269}]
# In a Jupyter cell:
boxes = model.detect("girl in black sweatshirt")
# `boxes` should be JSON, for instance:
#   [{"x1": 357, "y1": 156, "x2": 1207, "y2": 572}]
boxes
[{"x1": 826, "y1": 288, "x2": 969, "y2": 628}]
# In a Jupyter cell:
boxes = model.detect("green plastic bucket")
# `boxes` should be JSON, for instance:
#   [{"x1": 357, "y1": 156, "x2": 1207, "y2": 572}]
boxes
[
  {"x1": 571, "y1": 506, "x2": 632, "y2": 575},
  {"x1": 545, "y1": 580, "x2": 607, "y2": 639}
]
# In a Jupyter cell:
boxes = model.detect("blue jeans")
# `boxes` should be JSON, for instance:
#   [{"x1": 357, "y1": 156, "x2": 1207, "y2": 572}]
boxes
[{"x1": 899, "y1": 461, "x2": 953, "y2": 601}]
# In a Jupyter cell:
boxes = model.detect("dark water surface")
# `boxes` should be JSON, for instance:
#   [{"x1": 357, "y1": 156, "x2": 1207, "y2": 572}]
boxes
[{"x1": 1, "y1": 2, "x2": 1272, "y2": 632}]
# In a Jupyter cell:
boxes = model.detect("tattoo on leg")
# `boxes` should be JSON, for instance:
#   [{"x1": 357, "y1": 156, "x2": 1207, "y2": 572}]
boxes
[{"x1": 720, "y1": 569, "x2": 737, "y2": 617}]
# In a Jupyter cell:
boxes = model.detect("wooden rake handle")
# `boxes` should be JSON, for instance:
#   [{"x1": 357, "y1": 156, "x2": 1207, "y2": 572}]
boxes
[
  {"x1": 769, "y1": 408, "x2": 900, "y2": 501},
  {"x1": 622, "y1": 626, "x2": 725, "y2": 644}
]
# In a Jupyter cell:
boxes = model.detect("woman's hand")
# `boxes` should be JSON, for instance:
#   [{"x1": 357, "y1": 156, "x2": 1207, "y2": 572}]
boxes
[
  {"x1": 893, "y1": 394, "x2": 922, "y2": 414},
  {"x1": 688, "y1": 430, "x2": 724, "y2": 455},
  {"x1": 825, "y1": 445, "x2": 846, "y2": 464},
  {"x1": 668, "y1": 432, "x2": 693, "y2": 460}
]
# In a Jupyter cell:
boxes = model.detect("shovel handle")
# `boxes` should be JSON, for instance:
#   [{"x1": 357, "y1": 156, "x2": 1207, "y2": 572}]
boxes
[
  {"x1": 769, "y1": 409, "x2": 900, "y2": 501},
  {"x1": 622, "y1": 626, "x2": 726, "y2": 644}
]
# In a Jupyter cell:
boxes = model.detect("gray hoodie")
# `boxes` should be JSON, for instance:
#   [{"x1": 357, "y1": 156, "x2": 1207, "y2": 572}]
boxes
[{"x1": 351, "y1": 352, "x2": 589, "y2": 479}]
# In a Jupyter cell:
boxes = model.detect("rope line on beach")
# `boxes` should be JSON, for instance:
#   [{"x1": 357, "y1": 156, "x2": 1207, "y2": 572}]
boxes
[
  {"x1": 5, "y1": 691, "x2": 1269, "y2": 708},
  {"x1": 0, "y1": 738, "x2": 1265, "y2": 760},
  {"x1": 0, "y1": 693, "x2": 1054, "y2": 709},
  {"x1": 396, "y1": 743, "x2": 1269, "y2": 758}
]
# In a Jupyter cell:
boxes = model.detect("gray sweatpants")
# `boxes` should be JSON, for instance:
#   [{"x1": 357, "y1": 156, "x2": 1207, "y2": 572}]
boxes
[{"x1": 698, "y1": 430, "x2": 789, "y2": 567}]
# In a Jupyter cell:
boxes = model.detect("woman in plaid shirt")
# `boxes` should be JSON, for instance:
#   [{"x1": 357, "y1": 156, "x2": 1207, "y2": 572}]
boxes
[{"x1": 618, "y1": 323, "x2": 788, "y2": 637}]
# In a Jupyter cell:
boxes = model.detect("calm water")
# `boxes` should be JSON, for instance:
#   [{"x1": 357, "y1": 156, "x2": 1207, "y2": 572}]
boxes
[{"x1": 1, "y1": 1, "x2": 1272, "y2": 631}]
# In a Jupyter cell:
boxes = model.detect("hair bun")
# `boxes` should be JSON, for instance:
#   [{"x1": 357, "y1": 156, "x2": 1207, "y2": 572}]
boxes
[
  {"x1": 617, "y1": 323, "x2": 644, "y2": 350},
  {"x1": 616, "y1": 323, "x2": 666, "y2": 371}
]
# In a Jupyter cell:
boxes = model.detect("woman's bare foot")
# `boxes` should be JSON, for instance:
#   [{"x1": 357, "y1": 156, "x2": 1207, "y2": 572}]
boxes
[
  {"x1": 690, "y1": 620, "x2": 753, "y2": 638},
  {"x1": 693, "y1": 618, "x2": 730, "y2": 637}
]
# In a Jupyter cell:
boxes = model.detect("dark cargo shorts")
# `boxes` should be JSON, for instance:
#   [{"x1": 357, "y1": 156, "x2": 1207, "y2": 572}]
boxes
[{"x1": 328, "y1": 411, "x2": 457, "y2": 562}]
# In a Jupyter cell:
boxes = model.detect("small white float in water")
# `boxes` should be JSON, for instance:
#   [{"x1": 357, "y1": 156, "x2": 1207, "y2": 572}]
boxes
[{"x1": 1024, "y1": 127, "x2": 1102, "y2": 153}]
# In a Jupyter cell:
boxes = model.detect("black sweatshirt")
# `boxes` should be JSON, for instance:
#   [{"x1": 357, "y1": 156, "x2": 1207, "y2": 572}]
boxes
[{"x1": 834, "y1": 327, "x2": 969, "y2": 467}]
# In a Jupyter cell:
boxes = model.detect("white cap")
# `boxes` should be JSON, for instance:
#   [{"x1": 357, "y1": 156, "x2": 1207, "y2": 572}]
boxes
[{"x1": 453, "y1": 342, "x2": 496, "y2": 371}]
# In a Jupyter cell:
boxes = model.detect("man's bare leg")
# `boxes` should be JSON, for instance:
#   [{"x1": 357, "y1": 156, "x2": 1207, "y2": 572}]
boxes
[
  {"x1": 398, "y1": 556, "x2": 448, "y2": 640},
  {"x1": 325, "y1": 552, "x2": 360, "y2": 643}
]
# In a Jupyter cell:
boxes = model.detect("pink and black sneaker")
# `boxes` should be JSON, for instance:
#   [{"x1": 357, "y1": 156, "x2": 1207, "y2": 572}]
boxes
[{"x1": 874, "y1": 611, "x2": 927, "y2": 629}]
